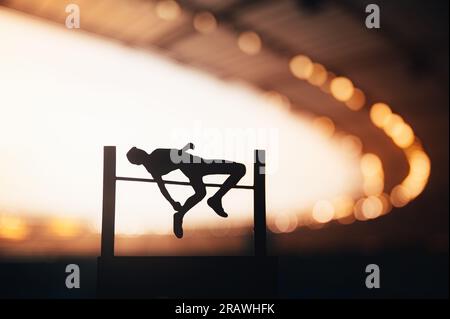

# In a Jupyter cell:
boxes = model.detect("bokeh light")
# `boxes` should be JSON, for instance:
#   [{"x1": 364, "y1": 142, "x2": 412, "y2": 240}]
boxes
[
  {"x1": 156, "y1": 0, "x2": 181, "y2": 21},
  {"x1": 360, "y1": 153, "x2": 384, "y2": 196},
  {"x1": 313, "y1": 116, "x2": 335, "y2": 138},
  {"x1": 370, "y1": 103, "x2": 392, "y2": 128},
  {"x1": 391, "y1": 122, "x2": 415, "y2": 149},
  {"x1": 362, "y1": 196, "x2": 383, "y2": 219},
  {"x1": 48, "y1": 218, "x2": 82, "y2": 238},
  {"x1": 345, "y1": 88, "x2": 366, "y2": 111},
  {"x1": 330, "y1": 77, "x2": 354, "y2": 102},
  {"x1": 237, "y1": 31, "x2": 262, "y2": 55},
  {"x1": 193, "y1": 11, "x2": 217, "y2": 34},
  {"x1": 289, "y1": 55, "x2": 314, "y2": 80},
  {"x1": 263, "y1": 90, "x2": 291, "y2": 110},
  {"x1": 390, "y1": 185, "x2": 411, "y2": 207},
  {"x1": 0, "y1": 215, "x2": 28, "y2": 241},
  {"x1": 307, "y1": 63, "x2": 327, "y2": 86},
  {"x1": 340, "y1": 135, "x2": 363, "y2": 158},
  {"x1": 312, "y1": 200, "x2": 335, "y2": 223}
]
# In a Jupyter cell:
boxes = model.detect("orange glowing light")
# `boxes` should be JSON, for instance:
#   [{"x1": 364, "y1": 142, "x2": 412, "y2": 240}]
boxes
[
  {"x1": 49, "y1": 218, "x2": 82, "y2": 238},
  {"x1": 400, "y1": 149, "x2": 431, "y2": 199},
  {"x1": 383, "y1": 114, "x2": 404, "y2": 138},
  {"x1": 361, "y1": 153, "x2": 384, "y2": 196},
  {"x1": 360, "y1": 153, "x2": 383, "y2": 177},
  {"x1": 312, "y1": 200, "x2": 335, "y2": 223},
  {"x1": 361, "y1": 196, "x2": 383, "y2": 219},
  {"x1": 379, "y1": 193, "x2": 392, "y2": 215},
  {"x1": 263, "y1": 90, "x2": 291, "y2": 110},
  {"x1": 333, "y1": 196, "x2": 355, "y2": 219},
  {"x1": 391, "y1": 123, "x2": 415, "y2": 149},
  {"x1": 345, "y1": 88, "x2": 366, "y2": 111},
  {"x1": 320, "y1": 72, "x2": 336, "y2": 94},
  {"x1": 274, "y1": 213, "x2": 298, "y2": 233},
  {"x1": 390, "y1": 185, "x2": 411, "y2": 207},
  {"x1": 289, "y1": 55, "x2": 314, "y2": 80},
  {"x1": 353, "y1": 198, "x2": 367, "y2": 221},
  {"x1": 340, "y1": 135, "x2": 363, "y2": 157},
  {"x1": 330, "y1": 77, "x2": 354, "y2": 102},
  {"x1": 193, "y1": 12, "x2": 217, "y2": 34},
  {"x1": 370, "y1": 103, "x2": 392, "y2": 128},
  {"x1": 0, "y1": 215, "x2": 28, "y2": 240},
  {"x1": 237, "y1": 31, "x2": 262, "y2": 55},
  {"x1": 307, "y1": 63, "x2": 327, "y2": 86},
  {"x1": 156, "y1": 0, "x2": 181, "y2": 21},
  {"x1": 363, "y1": 178, "x2": 384, "y2": 196},
  {"x1": 313, "y1": 116, "x2": 335, "y2": 138}
]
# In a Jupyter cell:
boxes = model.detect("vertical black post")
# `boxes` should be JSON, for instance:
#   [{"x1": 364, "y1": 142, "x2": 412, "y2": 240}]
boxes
[
  {"x1": 253, "y1": 150, "x2": 267, "y2": 257},
  {"x1": 101, "y1": 146, "x2": 116, "y2": 257}
]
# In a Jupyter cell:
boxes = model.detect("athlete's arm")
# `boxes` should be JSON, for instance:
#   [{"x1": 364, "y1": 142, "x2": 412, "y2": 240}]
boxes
[{"x1": 153, "y1": 175, "x2": 182, "y2": 211}]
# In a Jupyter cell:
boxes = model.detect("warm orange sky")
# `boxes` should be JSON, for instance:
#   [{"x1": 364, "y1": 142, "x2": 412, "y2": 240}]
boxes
[{"x1": 0, "y1": 8, "x2": 362, "y2": 235}]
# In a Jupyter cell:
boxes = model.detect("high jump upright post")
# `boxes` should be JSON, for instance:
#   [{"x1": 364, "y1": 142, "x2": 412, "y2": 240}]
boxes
[{"x1": 100, "y1": 146, "x2": 267, "y2": 257}]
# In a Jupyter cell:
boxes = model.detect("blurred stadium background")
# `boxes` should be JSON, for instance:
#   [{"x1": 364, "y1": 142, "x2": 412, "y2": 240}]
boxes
[{"x1": 0, "y1": 0, "x2": 447, "y2": 298}]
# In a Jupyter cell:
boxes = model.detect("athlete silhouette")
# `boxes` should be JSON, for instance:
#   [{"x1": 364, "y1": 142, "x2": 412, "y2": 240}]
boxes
[{"x1": 126, "y1": 143, "x2": 246, "y2": 238}]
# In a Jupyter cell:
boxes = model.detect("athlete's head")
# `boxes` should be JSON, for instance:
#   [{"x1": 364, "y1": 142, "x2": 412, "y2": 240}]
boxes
[{"x1": 126, "y1": 147, "x2": 147, "y2": 165}]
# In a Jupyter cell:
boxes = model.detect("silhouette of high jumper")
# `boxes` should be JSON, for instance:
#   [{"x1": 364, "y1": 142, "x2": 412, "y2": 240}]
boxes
[{"x1": 126, "y1": 143, "x2": 246, "y2": 238}]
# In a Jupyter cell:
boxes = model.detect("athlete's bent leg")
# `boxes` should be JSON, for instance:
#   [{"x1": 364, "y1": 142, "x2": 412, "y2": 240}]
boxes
[
  {"x1": 173, "y1": 177, "x2": 206, "y2": 238},
  {"x1": 205, "y1": 162, "x2": 246, "y2": 217}
]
